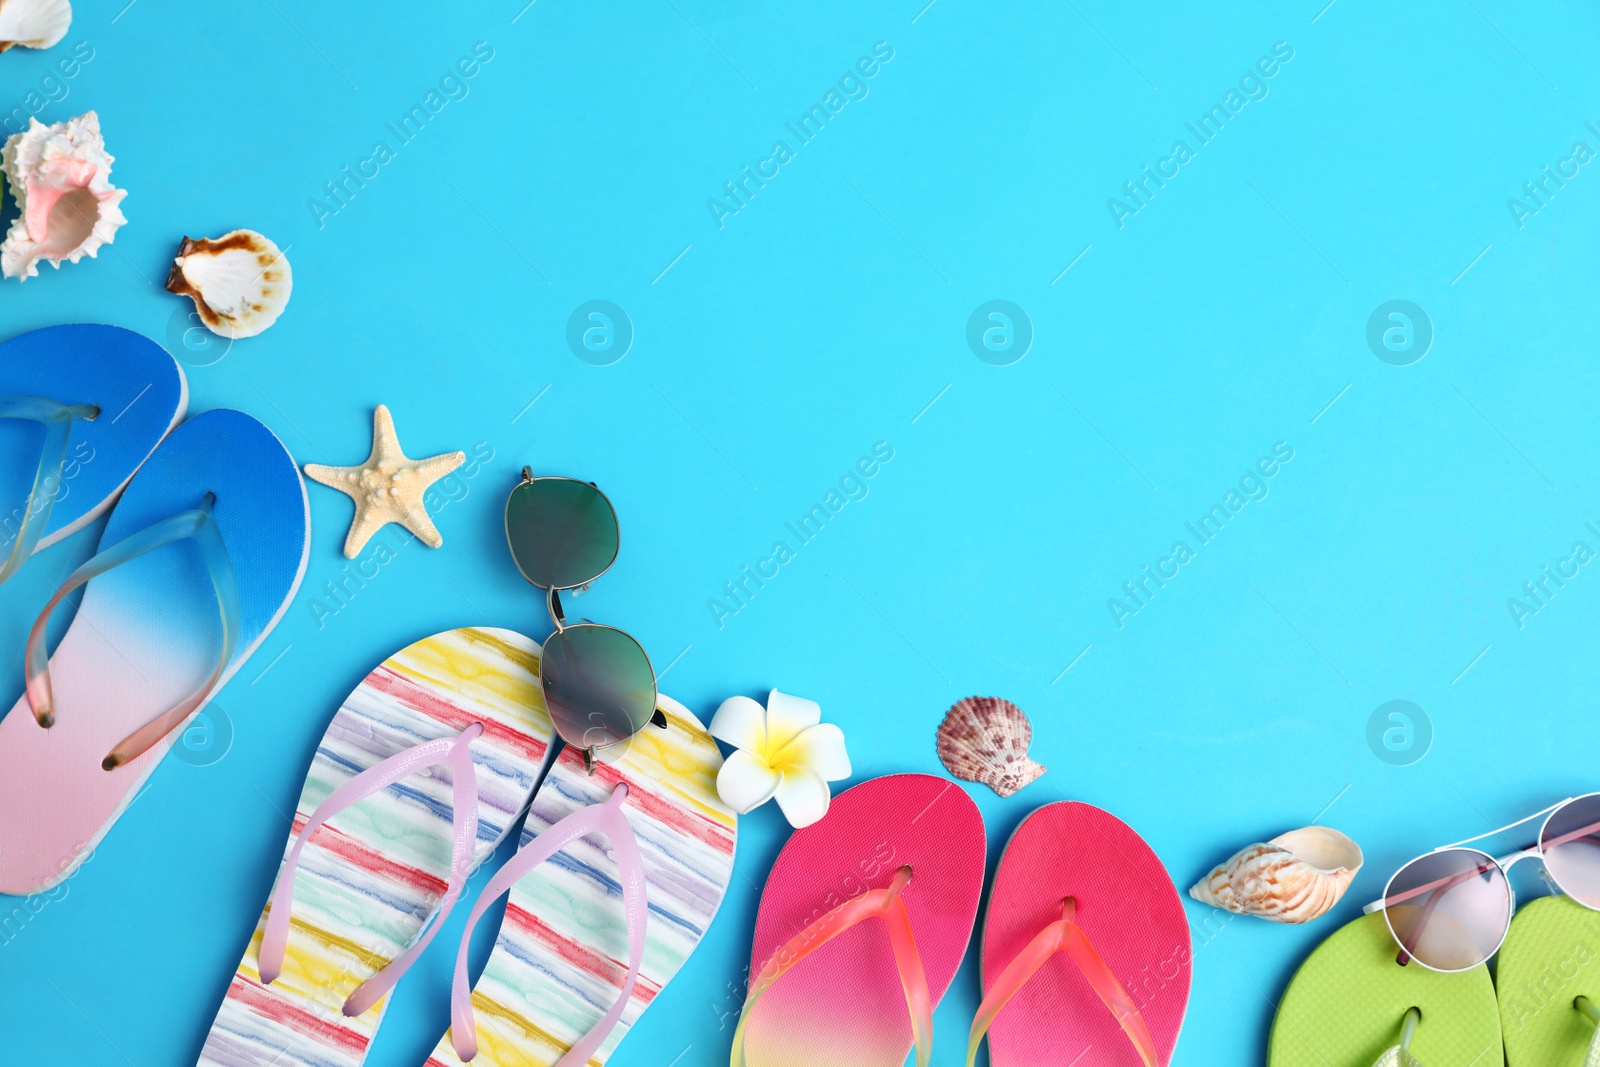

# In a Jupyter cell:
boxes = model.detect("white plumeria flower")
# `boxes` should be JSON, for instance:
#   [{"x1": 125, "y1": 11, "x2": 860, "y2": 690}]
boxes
[{"x1": 708, "y1": 689, "x2": 851, "y2": 828}]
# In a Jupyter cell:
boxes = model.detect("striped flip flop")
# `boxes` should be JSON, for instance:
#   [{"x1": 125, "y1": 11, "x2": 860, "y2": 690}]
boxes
[
  {"x1": 426, "y1": 693, "x2": 737, "y2": 1066},
  {"x1": 196, "y1": 627, "x2": 559, "y2": 1067}
]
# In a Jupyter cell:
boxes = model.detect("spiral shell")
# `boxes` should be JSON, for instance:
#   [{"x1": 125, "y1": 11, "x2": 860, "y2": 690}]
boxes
[
  {"x1": 935, "y1": 696, "x2": 1046, "y2": 798},
  {"x1": 1, "y1": 110, "x2": 126, "y2": 280},
  {"x1": 1188, "y1": 826, "x2": 1363, "y2": 924}
]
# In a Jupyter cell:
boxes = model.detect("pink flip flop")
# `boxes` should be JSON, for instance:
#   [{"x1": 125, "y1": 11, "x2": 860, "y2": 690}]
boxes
[
  {"x1": 968, "y1": 801, "x2": 1191, "y2": 1067},
  {"x1": 731, "y1": 773, "x2": 986, "y2": 1067}
]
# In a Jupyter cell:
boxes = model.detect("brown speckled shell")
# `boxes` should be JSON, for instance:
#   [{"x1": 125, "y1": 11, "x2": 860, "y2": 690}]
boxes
[{"x1": 935, "y1": 696, "x2": 1046, "y2": 797}]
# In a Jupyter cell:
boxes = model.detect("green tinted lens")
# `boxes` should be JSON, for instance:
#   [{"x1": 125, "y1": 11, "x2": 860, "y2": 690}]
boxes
[
  {"x1": 540, "y1": 624, "x2": 657, "y2": 749},
  {"x1": 505, "y1": 477, "x2": 619, "y2": 589}
]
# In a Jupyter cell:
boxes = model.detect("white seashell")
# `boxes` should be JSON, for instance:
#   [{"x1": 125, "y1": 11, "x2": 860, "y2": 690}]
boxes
[
  {"x1": 935, "y1": 695, "x2": 1046, "y2": 798},
  {"x1": 1189, "y1": 826, "x2": 1363, "y2": 924},
  {"x1": 165, "y1": 230, "x2": 292, "y2": 339},
  {"x1": 0, "y1": 0, "x2": 71, "y2": 53},
  {"x1": 1, "y1": 110, "x2": 125, "y2": 280}
]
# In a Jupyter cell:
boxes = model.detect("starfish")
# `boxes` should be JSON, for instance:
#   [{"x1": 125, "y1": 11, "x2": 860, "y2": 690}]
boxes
[{"x1": 304, "y1": 405, "x2": 465, "y2": 558}]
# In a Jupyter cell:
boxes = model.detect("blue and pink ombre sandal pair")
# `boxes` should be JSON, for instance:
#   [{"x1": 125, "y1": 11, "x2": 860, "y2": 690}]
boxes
[{"x1": 0, "y1": 323, "x2": 309, "y2": 896}]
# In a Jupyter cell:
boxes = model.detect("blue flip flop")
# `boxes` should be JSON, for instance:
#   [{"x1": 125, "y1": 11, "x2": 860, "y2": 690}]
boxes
[
  {"x1": 0, "y1": 408, "x2": 309, "y2": 895},
  {"x1": 0, "y1": 324, "x2": 187, "y2": 584}
]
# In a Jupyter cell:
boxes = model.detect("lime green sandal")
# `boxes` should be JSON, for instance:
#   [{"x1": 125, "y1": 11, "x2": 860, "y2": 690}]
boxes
[
  {"x1": 1498, "y1": 895, "x2": 1600, "y2": 1066},
  {"x1": 1269, "y1": 912, "x2": 1503, "y2": 1067}
]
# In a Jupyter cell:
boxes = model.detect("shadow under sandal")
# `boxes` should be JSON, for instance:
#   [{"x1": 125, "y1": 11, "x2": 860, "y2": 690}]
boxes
[
  {"x1": 970, "y1": 801, "x2": 1190, "y2": 1067},
  {"x1": 1268, "y1": 912, "x2": 1502, "y2": 1067},
  {"x1": 1497, "y1": 895, "x2": 1600, "y2": 1067}
]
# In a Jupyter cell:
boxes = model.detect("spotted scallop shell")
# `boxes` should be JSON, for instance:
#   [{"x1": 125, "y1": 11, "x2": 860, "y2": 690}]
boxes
[
  {"x1": 165, "y1": 229, "x2": 292, "y2": 339},
  {"x1": 935, "y1": 696, "x2": 1046, "y2": 798},
  {"x1": 1188, "y1": 826, "x2": 1363, "y2": 924}
]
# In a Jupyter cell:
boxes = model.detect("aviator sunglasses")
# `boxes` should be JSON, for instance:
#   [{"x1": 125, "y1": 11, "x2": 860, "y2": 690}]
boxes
[
  {"x1": 504, "y1": 466, "x2": 665, "y2": 770},
  {"x1": 1365, "y1": 793, "x2": 1600, "y2": 972}
]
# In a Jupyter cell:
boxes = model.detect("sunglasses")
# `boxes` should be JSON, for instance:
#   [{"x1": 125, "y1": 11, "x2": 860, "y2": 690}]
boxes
[
  {"x1": 504, "y1": 466, "x2": 665, "y2": 770},
  {"x1": 1365, "y1": 793, "x2": 1600, "y2": 972}
]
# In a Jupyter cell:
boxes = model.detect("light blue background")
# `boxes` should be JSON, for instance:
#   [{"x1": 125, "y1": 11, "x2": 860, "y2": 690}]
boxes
[{"x1": 2, "y1": 1, "x2": 1598, "y2": 1063}]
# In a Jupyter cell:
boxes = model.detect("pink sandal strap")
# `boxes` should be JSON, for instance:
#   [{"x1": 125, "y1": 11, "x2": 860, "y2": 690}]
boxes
[
  {"x1": 731, "y1": 865, "x2": 933, "y2": 1067},
  {"x1": 258, "y1": 722, "x2": 484, "y2": 1016},
  {"x1": 449, "y1": 783, "x2": 647, "y2": 1065},
  {"x1": 966, "y1": 897, "x2": 1159, "y2": 1067}
]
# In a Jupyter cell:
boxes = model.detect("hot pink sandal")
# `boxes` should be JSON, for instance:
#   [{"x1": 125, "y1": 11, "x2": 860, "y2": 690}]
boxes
[
  {"x1": 730, "y1": 773, "x2": 986, "y2": 1067},
  {"x1": 968, "y1": 801, "x2": 1191, "y2": 1067}
]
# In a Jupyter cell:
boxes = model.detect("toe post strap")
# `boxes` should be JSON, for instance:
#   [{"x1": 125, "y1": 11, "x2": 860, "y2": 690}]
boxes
[
  {"x1": 731, "y1": 864, "x2": 933, "y2": 1067},
  {"x1": 258, "y1": 723, "x2": 485, "y2": 1017},
  {"x1": 449, "y1": 783, "x2": 648, "y2": 1065},
  {"x1": 23, "y1": 491, "x2": 241, "y2": 769},
  {"x1": 967, "y1": 897, "x2": 1160, "y2": 1067}
]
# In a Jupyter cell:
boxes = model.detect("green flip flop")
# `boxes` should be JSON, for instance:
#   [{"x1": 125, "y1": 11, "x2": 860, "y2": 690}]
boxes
[
  {"x1": 1498, "y1": 895, "x2": 1600, "y2": 1066},
  {"x1": 1269, "y1": 912, "x2": 1503, "y2": 1067}
]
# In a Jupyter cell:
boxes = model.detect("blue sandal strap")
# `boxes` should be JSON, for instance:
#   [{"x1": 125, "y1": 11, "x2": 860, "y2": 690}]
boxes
[
  {"x1": 24, "y1": 491, "x2": 242, "y2": 770},
  {"x1": 0, "y1": 395, "x2": 100, "y2": 584}
]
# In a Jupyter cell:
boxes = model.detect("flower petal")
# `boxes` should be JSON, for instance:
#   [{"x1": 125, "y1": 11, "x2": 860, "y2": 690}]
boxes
[
  {"x1": 765, "y1": 689, "x2": 822, "y2": 752},
  {"x1": 709, "y1": 695, "x2": 767, "y2": 753},
  {"x1": 716, "y1": 749, "x2": 781, "y2": 814},
  {"x1": 772, "y1": 766, "x2": 832, "y2": 828},
  {"x1": 773, "y1": 723, "x2": 851, "y2": 782}
]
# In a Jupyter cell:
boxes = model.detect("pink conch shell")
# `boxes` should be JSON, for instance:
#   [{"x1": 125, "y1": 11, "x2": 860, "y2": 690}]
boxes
[
  {"x1": 1, "y1": 110, "x2": 127, "y2": 280},
  {"x1": 1189, "y1": 826, "x2": 1363, "y2": 924},
  {"x1": 935, "y1": 695, "x2": 1046, "y2": 798}
]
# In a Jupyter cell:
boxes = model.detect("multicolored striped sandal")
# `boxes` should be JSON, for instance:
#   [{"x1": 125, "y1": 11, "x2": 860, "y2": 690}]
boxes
[
  {"x1": 196, "y1": 627, "x2": 559, "y2": 1067},
  {"x1": 730, "y1": 773, "x2": 987, "y2": 1067},
  {"x1": 426, "y1": 694, "x2": 737, "y2": 1066},
  {"x1": 0, "y1": 408, "x2": 306, "y2": 896}
]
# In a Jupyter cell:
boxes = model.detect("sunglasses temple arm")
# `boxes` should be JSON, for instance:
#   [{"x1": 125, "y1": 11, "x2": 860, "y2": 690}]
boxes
[
  {"x1": 1393, "y1": 882, "x2": 1448, "y2": 966},
  {"x1": 1376, "y1": 860, "x2": 1499, "y2": 966},
  {"x1": 1541, "y1": 818, "x2": 1600, "y2": 853}
]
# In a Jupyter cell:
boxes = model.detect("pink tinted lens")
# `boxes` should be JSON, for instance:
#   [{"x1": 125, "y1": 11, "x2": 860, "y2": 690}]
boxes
[
  {"x1": 1382, "y1": 848, "x2": 1510, "y2": 971},
  {"x1": 1541, "y1": 795, "x2": 1600, "y2": 909}
]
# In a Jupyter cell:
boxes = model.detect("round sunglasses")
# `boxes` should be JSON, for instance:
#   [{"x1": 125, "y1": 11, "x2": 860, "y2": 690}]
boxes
[
  {"x1": 1364, "y1": 793, "x2": 1600, "y2": 972},
  {"x1": 504, "y1": 467, "x2": 665, "y2": 770}
]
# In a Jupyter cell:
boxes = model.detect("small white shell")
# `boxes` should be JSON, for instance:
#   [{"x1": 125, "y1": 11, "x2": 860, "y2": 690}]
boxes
[
  {"x1": 1, "y1": 110, "x2": 126, "y2": 280},
  {"x1": 0, "y1": 0, "x2": 71, "y2": 52},
  {"x1": 1189, "y1": 826, "x2": 1363, "y2": 924},
  {"x1": 165, "y1": 229, "x2": 292, "y2": 339},
  {"x1": 935, "y1": 696, "x2": 1046, "y2": 798}
]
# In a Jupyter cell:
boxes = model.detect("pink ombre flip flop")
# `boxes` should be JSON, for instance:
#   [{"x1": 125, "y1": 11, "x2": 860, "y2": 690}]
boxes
[
  {"x1": 968, "y1": 801, "x2": 1191, "y2": 1067},
  {"x1": 731, "y1": 773, "x2": 986, "y2": 1067}
]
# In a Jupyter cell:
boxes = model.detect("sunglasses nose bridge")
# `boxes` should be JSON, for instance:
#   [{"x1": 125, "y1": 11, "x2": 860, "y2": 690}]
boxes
[{"x1": 1497, "y1": 846, "x2": 1544, "y2": 872}]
